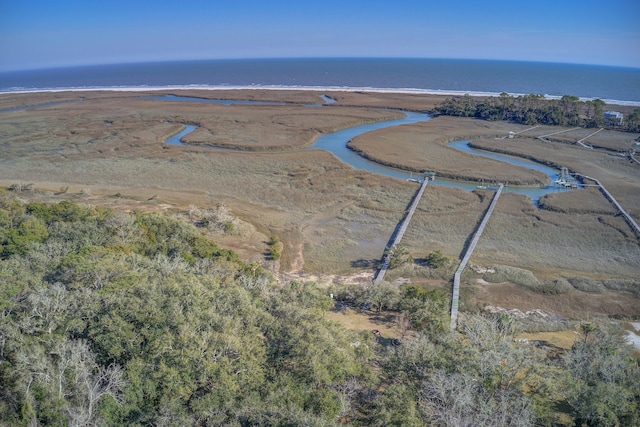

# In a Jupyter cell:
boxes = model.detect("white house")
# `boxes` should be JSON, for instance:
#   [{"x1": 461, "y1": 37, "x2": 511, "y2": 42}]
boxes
[{"x1": 604, "y1": 111, "x2": 624, "y2": 124}]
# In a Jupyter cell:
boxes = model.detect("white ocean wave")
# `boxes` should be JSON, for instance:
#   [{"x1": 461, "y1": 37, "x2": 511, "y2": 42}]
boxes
[{"x1": 2, "y1": 84, "x2": 639, "y2": 106}]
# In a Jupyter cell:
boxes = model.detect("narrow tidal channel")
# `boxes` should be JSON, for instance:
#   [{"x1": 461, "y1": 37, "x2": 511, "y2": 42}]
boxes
[{"x1": 161, "y1": 95, "x2": 568, "y2": 204}]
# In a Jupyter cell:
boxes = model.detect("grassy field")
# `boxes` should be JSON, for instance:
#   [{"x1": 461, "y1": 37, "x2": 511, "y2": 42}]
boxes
[{"x1": 2, "y1": 89, "x2": 639, "y2": 320}]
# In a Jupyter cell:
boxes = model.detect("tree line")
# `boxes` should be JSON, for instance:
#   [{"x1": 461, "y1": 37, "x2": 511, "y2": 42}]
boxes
[
  {"x1": 1, "y1": 193, "x2": 638, "y2": 425},
  {"x1": 434, "y1": 93, "x2": 640, "y2": 132}
]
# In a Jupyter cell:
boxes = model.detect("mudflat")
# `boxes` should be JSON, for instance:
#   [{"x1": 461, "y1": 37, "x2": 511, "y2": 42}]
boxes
[{"x1": 1, "y1": 89, "x2": 639, "y2": 318}]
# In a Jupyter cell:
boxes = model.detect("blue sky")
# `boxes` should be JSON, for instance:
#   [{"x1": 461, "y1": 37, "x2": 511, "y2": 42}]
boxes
[{"x1": 1, "y1": 0, "x2": 639, "y2": 71}]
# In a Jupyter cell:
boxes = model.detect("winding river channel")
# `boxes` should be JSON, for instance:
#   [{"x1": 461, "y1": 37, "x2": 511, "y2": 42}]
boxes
[{"x1": 159, "y1": 95, "x2": 565, "y2": 204}]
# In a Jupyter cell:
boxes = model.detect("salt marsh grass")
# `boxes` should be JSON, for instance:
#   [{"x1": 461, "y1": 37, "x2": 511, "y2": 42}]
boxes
[{"x1": 1, "y1": 90, "x2": 638, "y2": 292}]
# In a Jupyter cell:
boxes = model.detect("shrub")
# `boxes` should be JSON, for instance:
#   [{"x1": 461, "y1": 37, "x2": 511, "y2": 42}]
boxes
[
  {"x1": 484, "y1": 265, "x2": 536, "y2": 284},
  {"x1": 484, "y1": 266, "x2": 573, "y2": 295},
  {"x1": 602, "y1": 279, "x2": 640, "y2": 297},
  {"x1": 385, "y1": 244, "x2": 413, "y2": 269},
  {"x1": 1, "y1": 217, "x2": 49, "y2": 258},
  {"x1": 223, "y1": 221, "x2": 234, "y2": 233},
  {"x1": 571, "y1": 278, "x2": 640, "y2": 298},
  {"x1": 269, "y1": 242, "x2": 282, "y2": 260},
  {"x1": 268, "y1": 235, "x2": 282, "y2": 260},
  {"x1": 423, "y1": 250, "x2": 449, "y2": 269},
  {"x1": 27, "y1": 200, "x2": 95, "y2": 225},
  {"x1": 269, "y1": 235, "x2": 280, "y2": 244},
  {"x1": 566, "y1": 276, "x2": 606, "y2": 293},
  {"x1": 539, "y1": 278, "x2": 574, "y2": 295}
]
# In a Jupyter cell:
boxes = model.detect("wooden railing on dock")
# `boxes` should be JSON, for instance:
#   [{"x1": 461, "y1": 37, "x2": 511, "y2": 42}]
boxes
[
  {"x1": 374, "y1": 178, "x2": 429, "y2": 284},
  {"x1": 450, "y1": 184, "x2": 504, "y2": 331},
  {"x1": 575, "y1": 174, "x2": 640, "y2": 236}
]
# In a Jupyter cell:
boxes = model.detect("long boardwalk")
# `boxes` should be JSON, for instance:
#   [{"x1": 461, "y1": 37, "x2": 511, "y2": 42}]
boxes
[
  {"x1": 450, "y1": 184, "x2": 504, "y2": 331},
  {"x1": 374, "y1": 178, "x2": 429, "y2": 284},
  {"x1": 576, "y1": 128, "x2": 603, "y2": 149},
  {"x1": 575, "y1": 174, "x2": 640, "y2": 236},
  {"x1": 537, "y1": 127, "x2": 582, "y2": 140}
]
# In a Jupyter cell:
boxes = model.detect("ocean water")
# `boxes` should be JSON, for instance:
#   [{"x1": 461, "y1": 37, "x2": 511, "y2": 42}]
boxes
[{"x1": 1, "y1": 58, "x2": 639, "y2": 105}]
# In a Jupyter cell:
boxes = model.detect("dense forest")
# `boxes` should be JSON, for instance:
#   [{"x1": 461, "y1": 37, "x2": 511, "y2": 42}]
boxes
[
  {"x1": 434, "y1": 93, "x2": 640, "y2": 132},
  {"x1": 1, "y1": 193, "x2": 638, "y2": 426}
]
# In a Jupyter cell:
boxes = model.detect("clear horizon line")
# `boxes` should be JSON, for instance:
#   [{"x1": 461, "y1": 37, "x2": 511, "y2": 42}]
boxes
[{"x1": 2, "y1": 56, "x2": 640, "y2": 74}]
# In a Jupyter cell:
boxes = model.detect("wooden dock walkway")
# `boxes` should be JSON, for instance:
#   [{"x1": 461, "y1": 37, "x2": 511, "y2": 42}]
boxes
[
  {"x1": 511, "y1": 125, "x2": 539, "y2": 137},
  {"x1": 374, "y1": 178, "x2": 429, "y2": 284},
  {"x1": 576, "y1": 128, "x2": 603, "y2": 149},
  {"x1": 450, "y1": 184, "x2": 504, "y2": 331},
  {"x1": 575, "y1": 174, "x2": 640, "y2": 236},
  {"x1": 537, "y1": 127, "x2": 582, "y2": 140},
  {"x1": 498, "y1": 126, "x2": 539, "y2": 139}
]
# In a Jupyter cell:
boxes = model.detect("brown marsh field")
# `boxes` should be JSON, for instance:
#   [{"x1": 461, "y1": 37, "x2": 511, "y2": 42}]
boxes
[{"x1": 1, "y1": 89, "x2": 639, "y2": 319}]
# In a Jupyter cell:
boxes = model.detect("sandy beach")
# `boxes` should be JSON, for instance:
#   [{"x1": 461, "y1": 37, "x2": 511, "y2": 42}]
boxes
[{"x1": 4, "y1": 83, "x2": 640, "y2": 107}]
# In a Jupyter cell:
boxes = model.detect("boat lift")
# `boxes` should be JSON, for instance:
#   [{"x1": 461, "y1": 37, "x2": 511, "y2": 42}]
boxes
[{"x1": 554, "y1": 167, "x2": 579, "y2": 189}]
